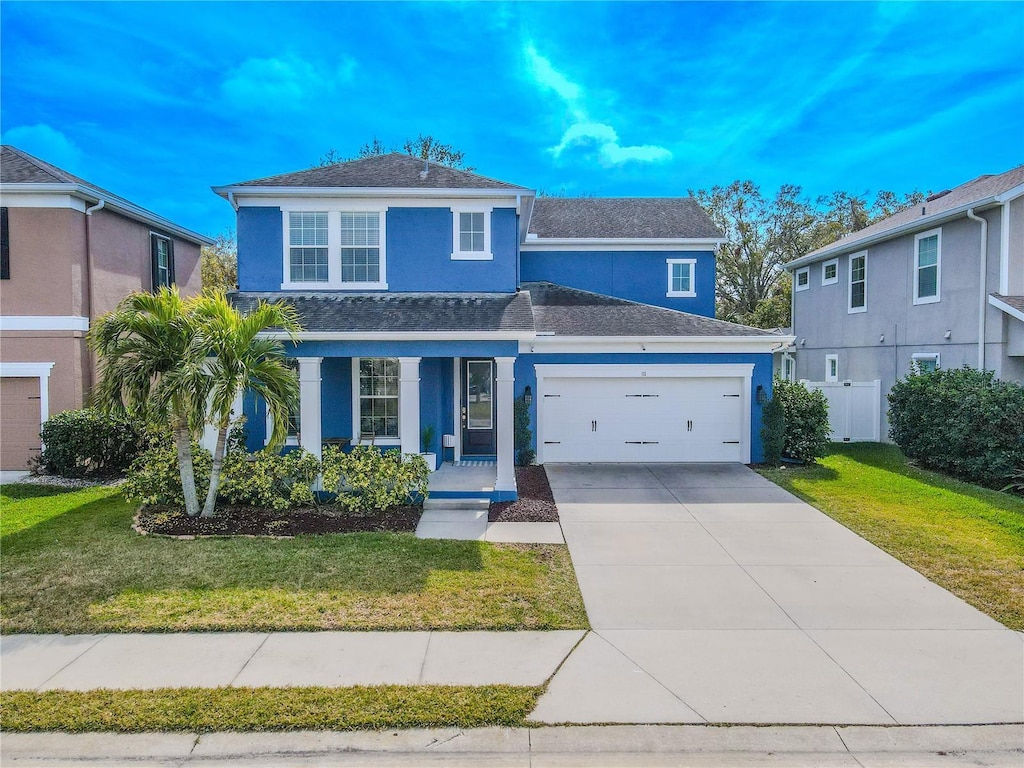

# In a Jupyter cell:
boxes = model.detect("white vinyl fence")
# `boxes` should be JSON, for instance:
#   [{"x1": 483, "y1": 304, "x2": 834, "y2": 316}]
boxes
[{"x1": 801, "y1": 380, "x2": 881, "y2": 442}]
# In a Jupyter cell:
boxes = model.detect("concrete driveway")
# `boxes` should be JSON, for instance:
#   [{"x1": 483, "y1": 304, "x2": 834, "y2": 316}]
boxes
[{"x1": 533, "y1": 463, "x2": 1024, "y2": 726}]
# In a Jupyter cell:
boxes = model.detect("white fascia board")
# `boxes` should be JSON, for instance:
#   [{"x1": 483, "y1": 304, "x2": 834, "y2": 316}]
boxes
[
  {"x1": 989, "y1": 294, "x2": 1024, "y2": 323},
  {"x1": 215, "y1": 185, "x2": 533, "y2": 200},
  {"x1": 521, "y1": 237, "x2": 724, "y2": 252},
  {"x1": 260, "y1": 330, "x2": 537, "y2": 342},
  {"x1": 534, "y1": 362, "x2": 755, "y2": 378},
  {"x1": 995, "y1": 182, "x2": 1024, "y2": 203},
  {"x1": 0, "y1": 183, "x2": 213, "y2": 245},
  {"x1": 0, "y1": 315, "x2": 90, "y2": 331},
  {"x1": 784, "y1": 197, "x2": 1000, "y2": 271},
  {"x1": 238, "y1": 196, "x2": 524, "y2": 211},
  {"x1": 521, "y1": 335, "x2": 793, "y2": 354},
  {"x1": 0, "y1": 361, "x2": 55, "y2": 377}
]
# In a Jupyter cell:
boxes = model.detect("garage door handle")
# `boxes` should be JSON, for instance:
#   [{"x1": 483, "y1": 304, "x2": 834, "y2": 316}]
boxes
[
  {"x1": 642, "y1": 441, "x2": 659, "y2": 445},
  {"x1": 624, "y1": 441, "x2": 643, "y2": 444},
  {"x1": 544, "y1": 394, "x2": 560, "y2": 398},
  {"x1": 687, "y1": 420, "x2": 693, "y2": 432},
  {"x1": 723, "y1": 394, "x2": 740, "y2": 397},
  {"x1": 544, "y1": 441, "x2": 561, "y2": 444},
  {"x1": 722, "y1": 441, "x2": 740, "y2": 444}
]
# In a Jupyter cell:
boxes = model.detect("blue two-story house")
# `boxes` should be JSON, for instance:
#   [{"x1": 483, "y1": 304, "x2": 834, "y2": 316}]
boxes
[{"x1": 214, "y1": 154, "x2": 789, "y2": 499}]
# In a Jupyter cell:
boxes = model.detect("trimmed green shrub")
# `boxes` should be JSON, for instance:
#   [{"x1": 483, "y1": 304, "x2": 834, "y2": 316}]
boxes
[
  {"x1": 514, "y1": 394, "x2": 535, "y2": 466},
  {"x1": 888, "y1": 367, "x2": 1024, "y2": 488},
  {"x1": 774, "y1": 378, "x2": 830, "y2": 464},
  {"x1": 38, "y1": 409, "x2": 145, "y2": 478},
  {"x1": 760, "y1": 393, "x2": 786, "y2": 466},
  {"x1": 219, "y1": 447, "x2": 321, "y2": 510},
  {"x1": 321, "y1": 445, "x2": 429, "y2": 514},
  {"x1": 123, "y1": 433, "x2": 212, "y2": 508}
]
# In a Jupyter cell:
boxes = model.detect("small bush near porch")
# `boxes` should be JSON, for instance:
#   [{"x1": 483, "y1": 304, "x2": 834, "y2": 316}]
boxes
[{"x1": 1, "y1": 484, "x2": 589, "y2": 633}]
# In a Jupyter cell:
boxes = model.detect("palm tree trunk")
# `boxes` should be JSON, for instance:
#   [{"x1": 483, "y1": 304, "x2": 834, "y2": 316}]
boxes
[
  {"x1": 201, "y1": 424, "x2": 228, "y2": 518},
  {"x1": 173, "y1": 425, "x2": 201, "y2": 517}
]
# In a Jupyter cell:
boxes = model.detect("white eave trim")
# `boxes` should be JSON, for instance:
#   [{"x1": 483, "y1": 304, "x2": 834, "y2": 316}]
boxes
[
  {"x1": 0, "y1": 315, "x2": 90, "y2": 331},
  {"x1": 214, "y1": 185, "x2": 534, "y2": 200},
  {"x1": 521, "y1": 334, "x2": 793, "y2": 354},
  {"x1": 260, "y1": 330, "x2": 536, "y2": 342},
  {"x1": 995, "y1": 182, "x2": 1024, "y2": 203},
  {"x1": 0, "y1": 183, "x2": 213, "y2": 245},
  {"x1": 784, "y1": 197, "x2": 1002, "y2": 271},
  {"x1": 989, "y1": 295, "x2": 1024, "y2": 323},
  {"x1": 521, "y1": 236, "x2": 724, "y2": 252}
]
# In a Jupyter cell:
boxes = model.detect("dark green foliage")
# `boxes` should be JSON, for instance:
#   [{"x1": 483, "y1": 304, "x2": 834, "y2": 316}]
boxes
[
  {"x1": 773, "y1": 378, "x2": 830, "y2": 463},
  {"x1": 760, "y1": 394, "x2": 786, "y2": 466},
  {"x1": 320, "y1": 445, "x2": 430, "y2": 513},
  {"x1": 219, "y1": 447, "x2": 321, "y2": 510},
  {"x1": 122, "y1": 433, "x2": 212, "y2": 507},
  {"x1": 38, "y1": 409, "x2": 145, "y2": 478},
  {"x1": 514, "y1": 394, "x2": 535, "y2": 466},
  {"x1": 888, "y1": 367, "x2": 1024, "y2": 489}
]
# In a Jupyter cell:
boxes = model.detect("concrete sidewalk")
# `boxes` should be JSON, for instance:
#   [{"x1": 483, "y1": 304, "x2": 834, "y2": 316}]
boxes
[
  {"x1": 0, "y1": 631, "x2": 584, "y2": 691},
  {"x1": 3, "y1": 725, "x2": 1023, "y2": 767}
]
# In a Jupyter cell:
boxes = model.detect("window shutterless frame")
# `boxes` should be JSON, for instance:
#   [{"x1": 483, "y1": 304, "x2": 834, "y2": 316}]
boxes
[
  {"x1": 451, "y1": 206, "x2": 493, "y2": 260},
  {"x1": 666, "y1": 258, "x2": 697, "y2": 297},
  {"x1": 280, "y1": 206, "x2": 388, "y2": 290},
  {"x1": 821, "y1": 258, "x2": 839, "y2": 286},
  {"x1": 794, "y1": 267, "x2": 810, "y2": 292},
  {"x1": 913, "y1": 228, "x2": 941, "y2": 305},
  {"x1": 911, "y1": 352, "x2": 940, "y2": 373},
  {"x1": 825, "y1": 353, "x2": 839, "y2": 383},
  {"x1": 848, "y1": 252, "x2": 867, "y2": 313}
]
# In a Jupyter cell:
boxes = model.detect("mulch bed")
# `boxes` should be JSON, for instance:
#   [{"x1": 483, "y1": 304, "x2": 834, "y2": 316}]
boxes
[
  {"x1": 489, "y1": 466, "x2": 559, "y2": 523},
  {"x1": 136, "y1": 504, "x2": 422, "y2": 537}
]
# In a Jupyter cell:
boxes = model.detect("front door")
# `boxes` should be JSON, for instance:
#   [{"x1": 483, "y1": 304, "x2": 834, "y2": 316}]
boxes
[{"x1": 462, "y1": 358, "x2": 496, "y2": 456}]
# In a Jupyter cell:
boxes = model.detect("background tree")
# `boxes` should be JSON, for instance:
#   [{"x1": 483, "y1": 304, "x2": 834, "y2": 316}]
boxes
[
  {"x1": 316, "y1": 135, "x2": 472, "y2": 170},
  {"x1": 200, "y1": 230, "x2": 237, "y2": 292}
]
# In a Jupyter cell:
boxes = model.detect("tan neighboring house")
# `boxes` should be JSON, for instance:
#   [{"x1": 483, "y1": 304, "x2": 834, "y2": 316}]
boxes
[{"x1": 0, "y1": 145, "x2": 211, "y2": 471}]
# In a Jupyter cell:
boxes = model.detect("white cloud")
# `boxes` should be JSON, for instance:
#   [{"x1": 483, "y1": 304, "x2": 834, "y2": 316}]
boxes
[
  {"x1": 1, "y1": 124, "x2": 82, "y2": 170},
  {"x1": 221, "y1": 54, "x2": 356, "y2": 110},
  {"x1": 523, "y1": 42, "x2": 671, "y2": 167}
]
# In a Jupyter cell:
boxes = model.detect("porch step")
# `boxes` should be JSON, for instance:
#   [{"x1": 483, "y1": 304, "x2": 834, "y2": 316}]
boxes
[{"x1": 423, "y1": 497, "x2": 491, "y2": 512}]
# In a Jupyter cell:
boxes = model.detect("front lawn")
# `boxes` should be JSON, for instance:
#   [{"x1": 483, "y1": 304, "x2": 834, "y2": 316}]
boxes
[
  {"x1": 758, "y1": 443, "x2": 1024, "y2": 630},
  {"x1": 0, "y1": 484, "x2": 587, "y2": 633}
]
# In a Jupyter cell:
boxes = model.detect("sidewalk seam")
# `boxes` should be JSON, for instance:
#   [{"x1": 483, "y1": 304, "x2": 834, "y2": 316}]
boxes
[
  {"x1": 227, "y1": 632, "x2": 271, "y2": 687},
  {"x1": 33, "y1": 634, "x2": 108, "y2": 691},
  {"x1": 834, "y1": 725, "x2": 867, "y2": 768},
  {"x1": 417, "y1": 631, "x2": 433, "y2": 684}
]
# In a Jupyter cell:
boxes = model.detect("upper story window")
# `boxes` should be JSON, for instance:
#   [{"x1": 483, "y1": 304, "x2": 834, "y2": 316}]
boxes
[
  {"x1": 341, "y1": 212, "x2": 381, "y2": 283},
  {"x1": 1, "y1": 207, "x2": 9, "y2": 280},
  {"x1": 822, "y1": 258, "x2": 838, "y2": 286},
  {"x1": 849, "y1": 252, "x2": 867, "y2": 313},
  {"x1": 288, "y1": 212, "x2": 329, "y2": 283},
  {"x1": 666, "y1": 258, "x2": 697, "y2": 297},
  {"x1": 794, "y1": 267, "x2": 810, "y2": 292},
  {"x1": 151, "y1": 233, "x2": 175, "y2": 289},
  {"x1": 914, "y1": 229, "x2": 941, "y2": 305},
  {"x1": 282, "y1": 208, "x2": 387, "y2": 290},
  {"x1": 451, "y1": 206, "x2": 492, "y2": 260}
]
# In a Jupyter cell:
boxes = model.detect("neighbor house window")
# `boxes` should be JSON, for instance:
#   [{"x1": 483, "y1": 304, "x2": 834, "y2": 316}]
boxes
[
  {"x1": 911, "y1": 353, "x2": 940, "y2": 374},
  {"x1": 781, "y1": 354, "x2": 796, "y2": 383},
  {"x1": 666, "y1": 259, "x2": 697, "y2": 297},
  {"x1": 825, "y1": 354, "x2": 839, "y2": 383},
  {"x1": 849, "y1": 252, "x2": 867, "y2": 313},
  {"x1": 357, "y1": 358, "x2": 399, "y2": 440},
  {"x1": 341, "y1": 212, "x2": 381, "y2": 283},
  {"x1": 451, "y1": 207, "x2": 492, "y2": 260},
  {"x1": 151, "y1": 233, "x2": 174, "y2": 289},
  {"x1": 795, "y1": 267, "x2": 810, "y2": 292},
  {"x1": 289, "y1": 212, "x2": 329, "y2": 283},
  {"x1": 822, "y1": 258, "x2": 838, "y2": 286},
  {"x1": 914, "y1": 229, "x2": 941, "y2": 305}
]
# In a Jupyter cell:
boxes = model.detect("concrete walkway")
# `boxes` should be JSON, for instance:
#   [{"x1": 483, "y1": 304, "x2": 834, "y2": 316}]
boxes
[
  {"x1": 4, "y1": 725, "x2": 1023, "y2": 766},
  {"x1": 532, "y1": 463, "x2": 1024, "y2": 726}
]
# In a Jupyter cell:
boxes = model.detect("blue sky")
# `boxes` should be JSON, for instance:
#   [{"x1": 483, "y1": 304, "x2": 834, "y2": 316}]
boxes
[{"x1": 2, "y1": 1, "x2": 1022, "y2": 237}]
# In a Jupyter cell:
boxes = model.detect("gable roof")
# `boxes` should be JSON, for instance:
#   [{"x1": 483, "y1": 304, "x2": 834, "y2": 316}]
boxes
[
  {"x1": 218, "y1": 153, "x2": 532, "y2": 192},
  {"x1": 788, "y1": 164, "x2": 1024, "y2": 269},
  {"x1": 0, "y1": 145, "x2": 213, "y2": 245},
  {"x1": 524, "y1": 282, "x2": 779, "y2": 338},
  {"x1": 527, "y1": 197, "x2": 723, "y2": 240}
]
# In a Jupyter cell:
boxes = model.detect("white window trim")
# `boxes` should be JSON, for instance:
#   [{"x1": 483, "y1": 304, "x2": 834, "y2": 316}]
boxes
[
  {"x1": 913, "y1": 228, "x2": 941, "y2": 305},
  {"x1": 264, "y1": 408, "x2": 300, "y2": 447},
  {"x1": 280, "y1": 207, "x2": 389, "y2": 290},
  {"x1": 451, "y1": 206, "x2": 494, "y2": 260},
  {"x1": 848, "y1": 251, "x2": 867, "y2": 314},
  {"x1": 350, "y1": 357, "x2": 401, "y2": 446},
  {"x1": 911, "y1": 352, "x2": 941, "y2": 372},
  {"x1": 821, "y1": 258, "x2": 839, "y2": 286},
  {"x1": 666, "y1": 258, "x2": 697, "y2": 297},
  {"x1": 825, "y1": 354, "x2": 839, "y2": 383},
  {"x1": 781, "y1": 353, "x2": 796, "y2": 383},
  {"x1": 794, "y1": 267, "x2": 810, "y2": 292}
]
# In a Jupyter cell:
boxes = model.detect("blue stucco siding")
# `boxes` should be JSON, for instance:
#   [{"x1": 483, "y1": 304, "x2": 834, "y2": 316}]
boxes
[
  {"x1": 514, "y1": 352, "x2": 773, "y2": 463},
  {"x1": 237, "y1": 206, "x2": 284, "y2": 292},
  {"x1": 520, "y1": 250, "x2": 717, "y2": 316}
]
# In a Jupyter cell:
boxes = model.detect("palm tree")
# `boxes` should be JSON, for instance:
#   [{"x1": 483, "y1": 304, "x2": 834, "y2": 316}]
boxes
[
  {"x1": 88, "y1": 288, "x2": 210, "y2": 516},
  {"x1": 191, "y1": 292, "x2": 302, "y2": 517}
]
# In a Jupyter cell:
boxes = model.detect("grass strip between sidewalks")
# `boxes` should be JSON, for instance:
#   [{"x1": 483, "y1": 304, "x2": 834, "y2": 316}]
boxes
[{"x1": 0, "y1": 685, "x2": 543, "y2": 732}]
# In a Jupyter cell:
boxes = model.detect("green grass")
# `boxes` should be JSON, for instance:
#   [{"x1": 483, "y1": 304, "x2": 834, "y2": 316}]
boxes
[
  {"x1": 0, "y1": 484, "x2": 588, "y2": 633},
  {"x1": 757, "y1": 443, "x2": 1024, "y2": 630},
  {"x1": 0, "y1": 685, "x2": 542, "y2": 732}
]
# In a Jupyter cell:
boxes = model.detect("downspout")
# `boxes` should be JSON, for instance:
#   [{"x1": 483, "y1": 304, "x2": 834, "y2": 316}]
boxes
[
  {"x1": 966, "y1": 208, "x2": 988, "y2": 370},
  {"x1": 83, "y1": 198, "x2": 106, "y2": 393}
]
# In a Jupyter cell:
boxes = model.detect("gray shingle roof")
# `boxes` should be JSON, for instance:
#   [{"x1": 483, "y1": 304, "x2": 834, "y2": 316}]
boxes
[
  {"x1": 528, "y1": 198, "x2": 723, "y2": 240},
  {"x1": 523, "y1": 282, "x2": 779, "y2": 337},
  {"x1": 801, "y1": 165, "x2": 1024, "y2": 262},
  {"x1": 229, "y1": 291, "x2": 536, "y2": 334},
  {"x1": 224, "y1": 153, "x2": 531, "y2": 191},
  {"x1": 992, "y1": 294, "x2": 1024, "y2": 314}
]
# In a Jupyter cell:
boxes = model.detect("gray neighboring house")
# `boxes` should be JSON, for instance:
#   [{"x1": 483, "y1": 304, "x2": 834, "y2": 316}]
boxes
[{"x1": 784, "y1": 165, "x2": 1024, "y2": 441}]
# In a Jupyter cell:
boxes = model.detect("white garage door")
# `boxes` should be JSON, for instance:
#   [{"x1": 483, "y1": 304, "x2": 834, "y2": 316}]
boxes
[{"x1": 540, "y1": 375, "x2": 746, "y2": 463}]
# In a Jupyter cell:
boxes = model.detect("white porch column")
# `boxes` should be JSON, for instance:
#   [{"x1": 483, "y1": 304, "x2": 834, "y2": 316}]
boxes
[
  {"x1": 297, "y1": 357, "x2": 323, "y2": 461},
  {"x1": 495, "y1": 356, "x2": 516, "y2": 493},
  {"x1": 398, "y1": 357, "x2": 422, "y2": 456}
]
